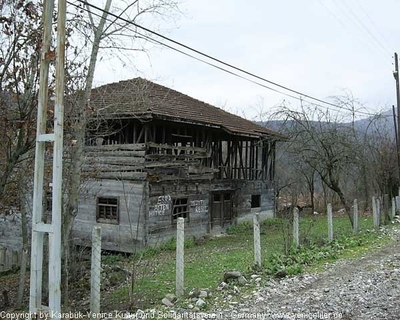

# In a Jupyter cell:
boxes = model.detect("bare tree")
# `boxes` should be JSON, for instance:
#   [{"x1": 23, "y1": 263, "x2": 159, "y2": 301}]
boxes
[
  {"x1": 0, "y1": 1, "x2": 42, "y2": 201},
  {"x1": 61, "y1": 0, "x2": 180, "y2": 307},
  {"x1": 0, "y1": 0, "x2": 180, "y2": 307},
  {"x1": 269, "y1": 102, "x2": 364, "y2": 225}
]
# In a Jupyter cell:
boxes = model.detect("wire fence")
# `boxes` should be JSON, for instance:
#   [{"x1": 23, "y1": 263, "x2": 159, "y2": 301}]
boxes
[{"x1": 10, "y1": 192, "x2": 393, "y2": 312}]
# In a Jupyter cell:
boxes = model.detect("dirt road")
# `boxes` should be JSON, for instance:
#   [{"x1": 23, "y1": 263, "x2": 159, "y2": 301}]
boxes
[{"x1": 223, "y1": 228, "x2": 400, "y2": 319}]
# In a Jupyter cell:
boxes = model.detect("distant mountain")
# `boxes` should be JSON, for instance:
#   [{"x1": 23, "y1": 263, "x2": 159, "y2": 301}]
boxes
[
  {"x1": 352, "y1": 109, "x2": 394, "y2": 134},
  {"x1": 261, "y1": 109, "x2": 396, "y2": 138}
]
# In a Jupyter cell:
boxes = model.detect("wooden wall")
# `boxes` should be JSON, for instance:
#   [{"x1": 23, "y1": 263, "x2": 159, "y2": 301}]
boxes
[
  {"x1": 76, "y1": 120, "x2": 277, "y2": 252},
  {"x1": 73, "y1": 179, "x2": 146, "y2": 252}
]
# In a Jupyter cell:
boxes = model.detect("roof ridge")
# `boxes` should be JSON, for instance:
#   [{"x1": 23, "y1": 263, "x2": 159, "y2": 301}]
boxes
[{"x1": 90, "y1": 77, "x2": 279, "y2": 137}]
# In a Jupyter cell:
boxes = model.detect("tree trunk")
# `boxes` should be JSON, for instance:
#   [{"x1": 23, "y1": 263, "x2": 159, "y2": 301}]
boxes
[
  {"x1": 330, "y1": 181, "x2": 353, "y2": 226},
  {"x1": 0, "y1": 130, "x2": 29, "y2": 199},
  {"x1": 16, "y1": 167, "x2": 29, "y2": 308},
  {"x1": 62, "y1": 0, "x2": 112, "y2": 308},
  {"x1": 310, "y1": 179, "x2": 315, "y2": 215},
  {"x1": 362, "y1": 163, "x2": 369, "y2": 213},
  {"x1": 321, "y1": 171, "x2": 353, "y2": 226}
]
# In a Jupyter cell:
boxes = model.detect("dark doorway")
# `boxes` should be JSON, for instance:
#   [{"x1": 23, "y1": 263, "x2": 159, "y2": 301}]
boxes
[{"x1": 211, "y1": 192, "x2": 233, "y2": 227}]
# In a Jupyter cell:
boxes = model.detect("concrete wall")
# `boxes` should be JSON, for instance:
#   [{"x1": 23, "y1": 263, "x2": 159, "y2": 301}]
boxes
[
  {"x1": 236, "y1": 180, "x2": 276, "y2": 223},
  {"x1": 147, "y1": 181, "x2": 210, "y2": 246},
  {"x1": 73, "y1": 178, "x2": 276, "y2": 252}
]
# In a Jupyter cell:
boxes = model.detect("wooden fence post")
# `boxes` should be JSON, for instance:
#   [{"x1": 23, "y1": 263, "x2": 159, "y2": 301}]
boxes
[
  {"x1": 90, "y1": 226, "x2": 102, "y2": 317},
  {"x1": 327, "y1": 203, "x2": 333, "y2": 241},
  {"x1": 353, "y1": 199, "x2": 359, "y2": 234},
  {"x1": 293, "y1": 207, "x2": 299, "y2": 248},
  {"x1": 253, "y1": 213, "x2": 262, "y2": 266},
  {"x1": 176, "y1": 217, "x2": 184, "y2": 297},
  {"x1": 392, "y1": 197, "x2": 396, "y2": 219}
]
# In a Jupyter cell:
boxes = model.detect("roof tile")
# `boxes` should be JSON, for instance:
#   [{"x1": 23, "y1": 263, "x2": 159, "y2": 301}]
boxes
[{"x1": 91, "y1": 78, "x2": 279, "y2": 137}]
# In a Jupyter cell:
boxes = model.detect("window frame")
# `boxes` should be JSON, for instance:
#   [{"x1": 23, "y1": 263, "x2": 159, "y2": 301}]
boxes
[
  {"x1": 171, "y1": 197, "x2": 189, "y2": 222},
  {"x1": 96, "y1": 196, "x2": 120, "y2": 225}
]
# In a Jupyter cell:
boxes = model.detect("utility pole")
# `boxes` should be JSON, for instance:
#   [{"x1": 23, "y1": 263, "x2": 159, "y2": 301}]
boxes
[
  {"x1": 393, "y1": 53, "x2": 400, "y2": 184},
  {"x1": 392, "y1": 105, "x2": 400, "y2": 178},
  {"x1": 29, "y1": 0, "x2": 66, "y2": 318}
]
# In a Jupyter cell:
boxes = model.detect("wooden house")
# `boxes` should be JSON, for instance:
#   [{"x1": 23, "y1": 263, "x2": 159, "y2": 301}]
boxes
[{"x1": 72, "y1": 78, "x2": 281, "y2": 252}]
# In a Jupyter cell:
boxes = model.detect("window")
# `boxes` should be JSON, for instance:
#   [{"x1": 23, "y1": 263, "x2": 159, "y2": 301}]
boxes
[
  {"x1": 97, "y1": 197, "x2": 119, "y2": 224},
  {"x1": 172, "y1": 198, "x2": 189, "y2": 220},
  {"x1": 251, "y1": 195, "x2": 261, "y2": 208}
]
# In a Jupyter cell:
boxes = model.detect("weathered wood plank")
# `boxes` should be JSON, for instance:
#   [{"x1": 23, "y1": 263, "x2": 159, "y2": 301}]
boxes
[
  {"x1": 145, "y1": 160, "x2": 200, "y2": 168},
  {"x1": 96, "y1": 172, "x2": 147, "y2": 180},
  {"x1": 145, "y1": 153, "x2": 208, "y2": 160},
  {"x1": 86, "y1": 150, "x2": 146, "y2": 157},
  {"x1": 188, "y1": 166, "x2": 219, "y2": 174},
  {"x1": 186, "y1": 173, "x2": 214, "y2": 180},
  {"x1": 82, "y1": 164, "x2": 145, "y2": 172},
  {"x1": 158, "y1": 173, "x2": 214, "y2": 181},
  {"x1": 86, "y1": 156, "x2": 145, "y2": 165},
  {"x1": 85, "y1": 143, "x2": 146, "y2": 151},
  {"x1": 147, "y1": 142, "x2": 206, "y2": 153}
]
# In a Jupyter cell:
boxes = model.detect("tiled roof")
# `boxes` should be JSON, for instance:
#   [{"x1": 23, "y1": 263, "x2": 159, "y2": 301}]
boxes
[{"x1": 90, "y1": 78, "x2": 279, "y2": 138}]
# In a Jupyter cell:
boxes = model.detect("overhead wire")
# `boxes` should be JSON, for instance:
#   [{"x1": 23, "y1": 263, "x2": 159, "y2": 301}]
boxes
[
  {"x1": 353, "y1": 0, "x2": 394, "y2": 55},
  {"x1": 67, "y1": 0, "x2": 385, "y2": 117},
  {"x1": 67, "y1": 2, "x2": 323, "y2": 105},
  {"x1": 334, "y1": 0, "x2": 392, "y2": 59},
  {"x1": 317, "y1": 0, "x2": 385, "y2": 63}
]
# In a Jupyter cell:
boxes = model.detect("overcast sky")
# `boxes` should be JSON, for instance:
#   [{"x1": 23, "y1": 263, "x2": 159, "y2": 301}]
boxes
[{"x1": 92, "y1": 0, "x2": 400, "y2": 120}]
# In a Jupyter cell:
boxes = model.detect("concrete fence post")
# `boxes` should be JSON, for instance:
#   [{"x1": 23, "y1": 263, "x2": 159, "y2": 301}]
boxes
[
  {"x1": 372, "y1": 196, "x2": 379, "y2": 229},
  {"x1": 293, "y1": 207, "x2": 299, "y2": 248},
  {"x1": 5, "y1": 248, "x2": 11, "y2": 270},
  {"x1": 377, "y1": 198, "x2": 381, "y2": 227},
  {"x1": 12, "y1": 250, "x2": 19, "y2": 268},
  {"x1": 253, "y1": 213, "x2": 261, "y2": 266},
  {"x1": 176, "y1": 217, "x2": 184, "y2": 297},
  {"x1": 327, "y1": 203, "x2": 333, "y2": 242},
  {"x1": 396, "y1": 196, "x2": 400, "y2": 213},
  {"x1": 353, "y1": 199, "x2": 359, "y2": 234},
  {"x1": 383, "y1": 194, "x2": 389, "y2": 225},
  {"x1": 90, "y1": 226, "x2": 102, "y2": 317}
]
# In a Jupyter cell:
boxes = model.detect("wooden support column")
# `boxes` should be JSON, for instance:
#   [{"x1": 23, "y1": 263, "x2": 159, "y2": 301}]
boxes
[
  {"x1": 218, "y1": 140, "x2": 223, "y2": 179},
  {"x1": 255, "y1": 141, "x2": 259, "y2": 179},
  {"x1": 245, "y1": 140, "x2": 248, "y2": 180},
  {"x1": 233, "y1": 140, "x2": 238, "y2": 179},
  {"x1": 250, "y1": 141, "x2": 254, "y2": 180},
  {"x1": 271, "y1": 141, "x2": 276, "y2": 180},
  {"x1": 238, "y1": 140, "x2": 244, "y2": 179}
]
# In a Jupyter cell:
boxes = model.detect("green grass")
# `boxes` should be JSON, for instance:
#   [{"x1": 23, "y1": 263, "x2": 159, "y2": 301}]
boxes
[{"x1": 101, "y1": 214, "x2": 394, "y2": 310}]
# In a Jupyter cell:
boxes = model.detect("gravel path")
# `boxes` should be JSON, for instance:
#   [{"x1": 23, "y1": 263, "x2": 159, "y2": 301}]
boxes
[{"x1": 215, "y1": 227, "x2": 400, "y2": 320}]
